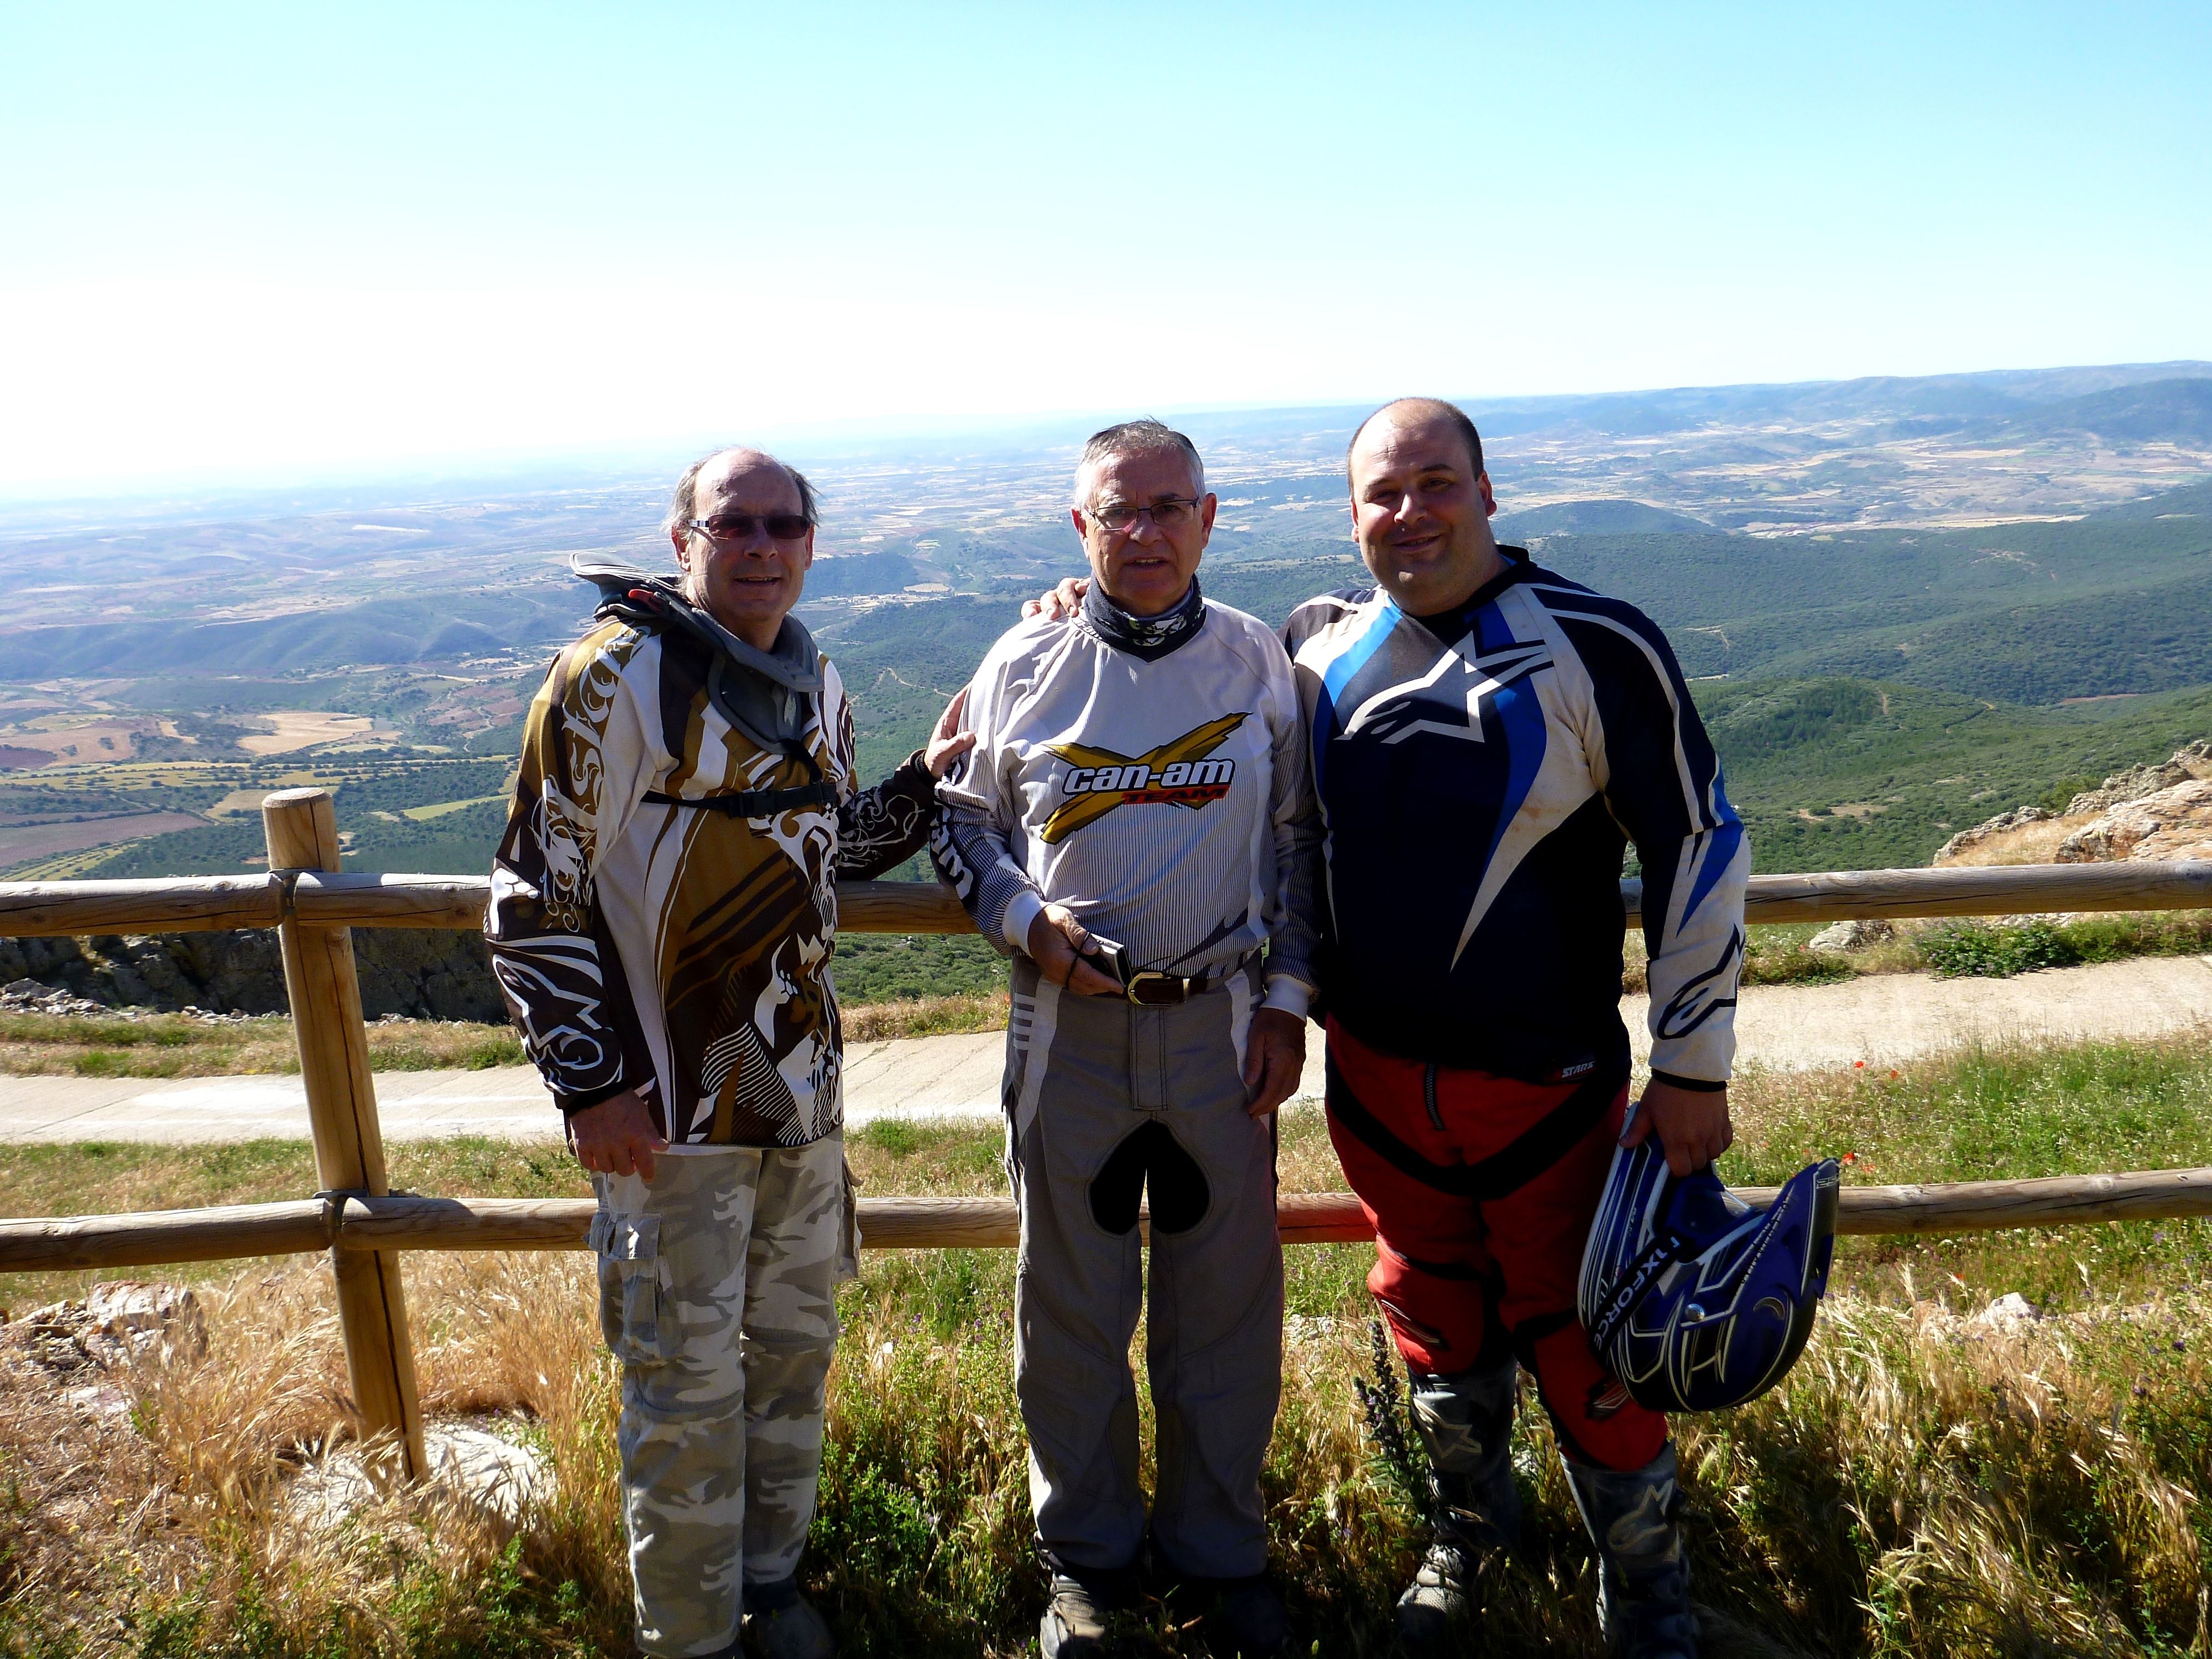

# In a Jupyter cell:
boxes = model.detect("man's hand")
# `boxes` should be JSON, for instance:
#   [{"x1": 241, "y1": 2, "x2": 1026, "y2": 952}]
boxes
[
  {"x1": 571, "y1": 1086, "x2": 670, "y2": 1181},
  {"x1": 924, "y1": 685, "x2": 975, "y2": 779},
  {"x1": 1242, "y1": 1008, "x2": 1306, "y2": 1119},
  {"x1": 1621, "y1": 1078, "x2": 1733, "y2": 1178},
  {"x1": 1020, "y1": 576, "x2": 1089, "y2": 621},
  {"x1": 1025, "y1": 902, "x2": 1122, "y2": 997}
]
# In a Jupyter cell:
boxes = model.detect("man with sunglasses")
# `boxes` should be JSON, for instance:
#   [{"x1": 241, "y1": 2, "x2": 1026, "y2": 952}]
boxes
[
  {"x1": 931, "y1": 420, "x2": 1320, "y2": 1658},
  {"x1": 487, "y1": 446, "x2": 972, "y2": 1659}
]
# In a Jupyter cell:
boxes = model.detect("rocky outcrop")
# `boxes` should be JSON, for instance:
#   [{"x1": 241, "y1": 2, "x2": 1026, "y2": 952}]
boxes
[
  {"x1": 2055, "y1": 778, "x2": 2212, "y2": 864},
  {"x1": 1936, "y1": 740, "x2": 2212, "y2": 868},
  {"x1": 2059, "y1": 740, "x2": 2212, "y2": 815},
  {"x1": 0, "y1": 927, "x2": 506, "y2": 1021},
  {"x1": 1808, "y1": 917, "x2": 1895, "y2": 953}
]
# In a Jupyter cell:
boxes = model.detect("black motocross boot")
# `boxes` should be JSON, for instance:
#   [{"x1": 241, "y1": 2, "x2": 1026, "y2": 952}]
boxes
[
  {"x1": 1563, "y1": 1443, "x2": 1698, "y2": 1659},
  {"x1": 1395, "y1": 1357, "x2": 1524, "y2": 1653}
]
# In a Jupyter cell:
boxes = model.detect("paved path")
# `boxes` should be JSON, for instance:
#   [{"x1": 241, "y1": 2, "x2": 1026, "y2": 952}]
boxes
[{"x1": 3, "y1": 955, "x2": 2209, "y2": 1145}]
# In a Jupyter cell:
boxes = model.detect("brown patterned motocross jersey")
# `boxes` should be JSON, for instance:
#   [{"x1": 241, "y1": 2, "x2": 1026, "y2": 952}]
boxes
[{"x1": 486, "y1": 575, "x2": 935, "y2": 1147}]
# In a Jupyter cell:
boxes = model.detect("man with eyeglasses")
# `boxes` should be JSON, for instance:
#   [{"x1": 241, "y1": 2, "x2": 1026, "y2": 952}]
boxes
[
  {"x1": 1025, "y1": 400, "x2": 1745, "y2": 1658},
  {"x1": 930, "y1": 420, "x2": 1320, "y2": 1658},
  {"x1": 487, "y1": 445, "x2": 971, "y2": 1659}
]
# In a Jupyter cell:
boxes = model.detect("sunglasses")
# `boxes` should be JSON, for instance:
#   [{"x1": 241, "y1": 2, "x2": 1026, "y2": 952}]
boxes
[{"x1": 686, "y1": 513, "x2": 812, "y2": 544}]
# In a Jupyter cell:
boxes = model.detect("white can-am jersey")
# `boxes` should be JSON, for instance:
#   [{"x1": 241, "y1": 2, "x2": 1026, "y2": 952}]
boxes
[{"x1": 931, "y1": 598, "x2": 1322, "y2": 1008}]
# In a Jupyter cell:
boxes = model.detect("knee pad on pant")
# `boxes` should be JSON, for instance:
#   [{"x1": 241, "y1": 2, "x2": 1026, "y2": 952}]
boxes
[
  {"x1": 1368, "y1": 1246, "x2": 1498, "y2": 1375},
  {"x1": 1519, "y1": 1320, "x2": 1667, "y2": 1473}
]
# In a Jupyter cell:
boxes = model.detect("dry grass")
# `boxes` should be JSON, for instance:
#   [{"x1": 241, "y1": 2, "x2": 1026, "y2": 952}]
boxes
[
  {"x1": 1936, "y1": 813, "x2": 2101, "y2": 865},
  {"x1": 841, "y1": 993, "x2": 1006, "y2": 1044},
  {"x1": 0, "y1": 1001, "x2": 1011, "y2": 1079},
  {"x1": 0, "y1": 1013, "x2": 525, "y2": 1079},
  {"x1": 8, "y1": 1032, "x2": 2212, "y2": 1652}
]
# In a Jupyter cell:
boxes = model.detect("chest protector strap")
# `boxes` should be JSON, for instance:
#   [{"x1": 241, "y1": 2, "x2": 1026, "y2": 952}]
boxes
[
  {"x1": 645, "y1": 743, "x2": 834, "y2": 818},
  {"x1": 644, "y1": 780, "x2": 837, "y2": 817}
]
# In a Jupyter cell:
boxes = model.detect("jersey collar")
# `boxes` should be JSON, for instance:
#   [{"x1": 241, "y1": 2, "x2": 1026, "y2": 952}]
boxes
[{"x1": 1408, "y1": 544, "x2": 1535, "y2": 639}]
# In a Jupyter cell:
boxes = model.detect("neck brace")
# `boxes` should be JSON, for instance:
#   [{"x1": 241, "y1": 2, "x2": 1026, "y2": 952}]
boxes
[
  {"x1": 570, "y1": 552, "x2": 823, "y2": 748},
  {"x1": 1082, "y1": 574, "x2": 1207, "y2": 662}
]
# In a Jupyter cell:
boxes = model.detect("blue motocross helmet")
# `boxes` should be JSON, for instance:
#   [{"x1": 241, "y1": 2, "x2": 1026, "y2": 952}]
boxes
[{"x1": 1578, "y1": 1136, "x2": 1841, "y2": 1414}]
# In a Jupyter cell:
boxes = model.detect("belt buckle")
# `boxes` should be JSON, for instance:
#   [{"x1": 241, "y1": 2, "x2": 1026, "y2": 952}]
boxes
[{"x1": 1124, "y1": 971, "x2": 1183, "y2": 1007}]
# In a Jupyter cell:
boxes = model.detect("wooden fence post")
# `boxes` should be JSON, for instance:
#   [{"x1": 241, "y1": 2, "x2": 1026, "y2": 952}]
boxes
[{"x1": 263, "y1": 788, "x2": 427, "y2": 1481}]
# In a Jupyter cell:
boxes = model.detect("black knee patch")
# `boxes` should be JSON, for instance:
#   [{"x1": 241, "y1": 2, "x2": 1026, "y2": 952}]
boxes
[{"x1": 1089, "y1": 1120, "x2": 1212, "y2": 1236}]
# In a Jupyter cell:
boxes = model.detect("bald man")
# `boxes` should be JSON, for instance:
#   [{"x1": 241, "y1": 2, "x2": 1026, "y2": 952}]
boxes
[
  {"x1": 1029, "y1": 399, "x2": 1743, "y2": 1657},
  {"x1": 1285, "y1": 400, "x2": 1743, "y2": 1658},
  {"x1": 487, "y1": 446, "x2": 972, "y2": 1659}
]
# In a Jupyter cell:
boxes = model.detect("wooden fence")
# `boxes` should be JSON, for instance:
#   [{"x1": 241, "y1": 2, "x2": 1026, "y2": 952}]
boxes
[{"x1": 2, "y1": 786, "x2": 2209, "y2": 1480}]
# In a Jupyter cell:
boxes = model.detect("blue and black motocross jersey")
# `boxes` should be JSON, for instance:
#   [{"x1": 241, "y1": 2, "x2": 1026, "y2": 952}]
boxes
[{"x1": 1282, "y1": 547, "x2": 1746, "y2": 1089}]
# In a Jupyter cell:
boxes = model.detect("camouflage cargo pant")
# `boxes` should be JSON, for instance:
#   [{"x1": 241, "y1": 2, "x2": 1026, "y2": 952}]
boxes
[{"x1": 592, "y1": 1134, "x2": 856, "y2": 1657}]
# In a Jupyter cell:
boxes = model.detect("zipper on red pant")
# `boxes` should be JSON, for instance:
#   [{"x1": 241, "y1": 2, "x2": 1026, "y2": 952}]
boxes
[{"x1": 1422, "y1": 1062, "x2": 1443, "y2": 1131}]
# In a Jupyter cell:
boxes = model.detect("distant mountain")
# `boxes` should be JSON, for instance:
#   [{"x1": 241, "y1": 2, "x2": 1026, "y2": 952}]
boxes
[
  {"x1": 5, "y1": 589, "x2": 594, "y2": 676},
  {"x1": 1494, "y1": 499, "x2": 1712, "y2": 536},
  {"x1": 2006, "y1": 378, "x2": 2212, "y2": 446},
  {"x1": 1455, "y1": 361, "x2": 2212, "y2": 441}
]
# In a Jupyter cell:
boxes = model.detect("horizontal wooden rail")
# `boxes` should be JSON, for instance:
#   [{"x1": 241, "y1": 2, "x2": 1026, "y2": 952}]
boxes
[
  {"x1": 11, "y1": 1169, "x2": 2212, "y2": 1275},
  {"x1": 0, "y1": 874, "x2": 286, "y2": 936},
  {"x1": 0, "y1": 1197, "x2": 336, "y2": 1270},
  {"x1": 4, "y1": 861, "x2": 2209, "y2": 941}
]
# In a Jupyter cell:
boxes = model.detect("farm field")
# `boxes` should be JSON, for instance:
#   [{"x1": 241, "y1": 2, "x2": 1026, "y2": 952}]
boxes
[
  {"x1": 0, "y1": 810, "x2": 206, "y2": 869},
  {"x1": 6, "y1": 1030, "x2": 2212, "y2": 1655}
]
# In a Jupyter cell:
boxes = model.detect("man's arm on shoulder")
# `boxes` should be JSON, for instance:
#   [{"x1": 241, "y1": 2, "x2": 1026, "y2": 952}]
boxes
[
  {"x1": 926, "y1": 643, "x2": 1049, "y2": 954},
  {"x1": 834, "y1": 684, "x2": 979, "y2": 880}
]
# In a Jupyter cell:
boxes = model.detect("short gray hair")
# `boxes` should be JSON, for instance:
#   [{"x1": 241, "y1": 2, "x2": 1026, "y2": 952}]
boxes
[
  {"x1": 1072, "y1": 419, "x2": 1206, "y2": 507},
  {"x1": 664, "y1": 446, "x2": 820, "y2": 538}
]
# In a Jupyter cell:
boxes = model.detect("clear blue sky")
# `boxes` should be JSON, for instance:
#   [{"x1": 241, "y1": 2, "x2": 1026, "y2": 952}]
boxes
[{"x1": 3, "y1": 1, "x2": 2207, "y2": 494}]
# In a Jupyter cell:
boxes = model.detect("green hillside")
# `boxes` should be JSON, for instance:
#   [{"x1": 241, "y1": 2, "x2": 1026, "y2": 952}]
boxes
[
  {"x1": 1697, "y1": 678, "x2": 2212, "y2": 871},
  {"x1": 1535, "y1": 509, "x2": 2212, "y2": 698}
]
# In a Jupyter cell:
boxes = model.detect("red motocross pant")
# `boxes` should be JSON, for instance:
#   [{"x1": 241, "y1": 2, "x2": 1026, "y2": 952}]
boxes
[{"x1": 1324, "y1": 1018, "x2": 1667, "y2": 1473}]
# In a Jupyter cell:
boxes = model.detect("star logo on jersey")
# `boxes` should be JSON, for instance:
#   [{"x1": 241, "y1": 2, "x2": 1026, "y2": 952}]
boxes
[
  {"x1": 1039, "y1": 713, "x2": 1249, "y2": 843},
  {"x1": 1342, "y1": 639, "x2": 1551, "y2": 745}
]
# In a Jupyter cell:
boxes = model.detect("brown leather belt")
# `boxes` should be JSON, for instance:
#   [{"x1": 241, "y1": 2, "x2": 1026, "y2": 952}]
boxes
[{"x1": 1119, "y1": 954, "x2": 1256, "y2": 1007}]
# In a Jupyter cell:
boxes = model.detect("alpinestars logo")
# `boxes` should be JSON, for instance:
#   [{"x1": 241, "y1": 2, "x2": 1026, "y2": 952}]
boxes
[
  {"x1": 1039, "y1": 713, "x2": 1248, "y2": 843},
  {"x1": 1342, "y1": 639, "x2": 1551, "y2": 744}
]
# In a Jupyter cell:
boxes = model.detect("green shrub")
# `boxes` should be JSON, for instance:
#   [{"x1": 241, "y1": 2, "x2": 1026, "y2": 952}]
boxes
[
  {"x1": 1918, "y1": 920, "x2": 2080, "y2": 978},
  {"x1": 1915, "y1": 912, "x2": 2212, "y2": 979},
  {"x1": 1741, "y1": 939, "x2": 1858, "y2": 986},
  {"x1": 2036, "y1": 774, "x2": 2102, "y2": 813}
]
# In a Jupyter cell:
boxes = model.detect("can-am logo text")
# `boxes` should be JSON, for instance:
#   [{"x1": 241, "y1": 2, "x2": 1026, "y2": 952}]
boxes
[{"x1": 1039, "y1": 713, "x2": 1248, "y2": 842}]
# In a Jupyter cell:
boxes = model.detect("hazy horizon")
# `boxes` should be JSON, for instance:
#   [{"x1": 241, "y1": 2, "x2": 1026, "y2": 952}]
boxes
[{"x1": 5, "y1": 356, "x2": 2210, "y2": 518}]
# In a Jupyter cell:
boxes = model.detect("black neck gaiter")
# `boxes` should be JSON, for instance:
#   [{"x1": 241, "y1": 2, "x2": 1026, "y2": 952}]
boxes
[{"x1": 1082, "y1": 576, "x2": 1206, "y2": 662}]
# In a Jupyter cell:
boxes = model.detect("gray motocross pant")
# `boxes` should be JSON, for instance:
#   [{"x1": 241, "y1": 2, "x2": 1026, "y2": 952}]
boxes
[
  {"x1": 591, "y1": 1134, "x2": 857, "y2": 1658},
  {"x1": 1003, "y1": 955, "x2": 1285, "y2": 1581}
]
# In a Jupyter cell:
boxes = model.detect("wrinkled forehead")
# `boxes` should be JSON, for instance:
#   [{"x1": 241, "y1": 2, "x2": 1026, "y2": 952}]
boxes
[
  {"x1": 1348, "y1": 414, "x2": 1477, "y2": 493},
  {"x1": 1078, "y1": 444, "x2": 1203, "y2": 506},
  {"x1": 696, "y1": 451, "x2": 803, "y2": 515}
]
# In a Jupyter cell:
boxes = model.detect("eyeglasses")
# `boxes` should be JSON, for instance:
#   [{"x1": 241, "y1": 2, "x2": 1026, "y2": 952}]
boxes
[
  {"x1": 1087, "y1": 496, "x2": 1201, "y2": 533},
  {"x1": 686, "y1": 513, "x2": 812, "y2": 544}
]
